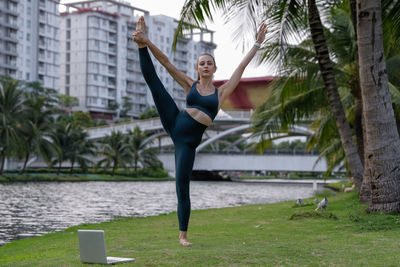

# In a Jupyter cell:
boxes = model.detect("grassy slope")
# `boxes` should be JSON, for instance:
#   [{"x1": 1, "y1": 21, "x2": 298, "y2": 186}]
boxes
[{"x1": 1, "y1": 191, "x2": 400, "y2": 266}]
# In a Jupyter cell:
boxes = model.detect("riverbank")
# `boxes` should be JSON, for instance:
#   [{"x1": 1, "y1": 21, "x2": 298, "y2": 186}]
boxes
[
  {"x1": 1, "y1": 190, "x2": 400, "y2": 266},
  {"x1": 0, "y1": 173, "x2": 174, "y2": 183}
]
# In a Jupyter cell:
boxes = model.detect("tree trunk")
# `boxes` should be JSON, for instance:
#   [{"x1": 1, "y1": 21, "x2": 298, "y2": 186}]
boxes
[
  {"x1": 57, "y1": 161, "x2": 62, "y2": 176},
  {"x1": 348, "y1": 0, "x2": 364, "y2": 161},
  {"x1": 134, "y1": 157, "x2": 138, "y2": 172},
  {"x1": 354, "y1": 93, "x2": 364, "y2": 166},
  {"x1": 350, "y1": 0, "x2": 371, "y2": 203},
  {"x1": 112, "y1": 159, "x2": 118, "y2": 176},
  {"x1": 0, "y1": 154, "x2": 5, "y2": 175},
  {"x1": 357, "y1": 0, "x2": 400, "y2": 212},
  {"x1": 19, "y1": 152, "x2": 30, "y2": 175},
  {"x1": 70, "y1": 160, "x2": 75, "y2": 174},
  {"x1": 308, "y1": 0, "x2": 364, "y2": 190}
]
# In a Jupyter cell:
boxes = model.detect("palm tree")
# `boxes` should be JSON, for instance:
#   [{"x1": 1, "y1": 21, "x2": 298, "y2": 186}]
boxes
[
  {"x1": 18, "y1": 83, "x2": 59, "y2": 174},
  {"x1": 175, "y1": 0, "x2": 364, "y2": 189},
  {"x1": 126, "y1": 126, "x2": 162, "y2": 171},
  {"x1": 0, "y1": 76, "x2": 25, "y2": 175},
  {"x1": 52, "y1": 118, "x2": 96, "y2": 175},
  {"x1": 52, "y1": 119, "x2": 75, "y2": 175},
  {"x1": 67, "y1": 128, "x2": 96, "y2": 174},
  {"x1": 97, "y1": 131, "x2": 131, "y2": 176},
  {"x1": 356, "y1": 0, "x2": 400, "y2": 213}
]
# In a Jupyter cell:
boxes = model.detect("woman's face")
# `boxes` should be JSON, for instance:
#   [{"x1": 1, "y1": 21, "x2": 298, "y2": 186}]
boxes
[{"x1": 196, "y1": 54, "x2": 217, "y2": 78}]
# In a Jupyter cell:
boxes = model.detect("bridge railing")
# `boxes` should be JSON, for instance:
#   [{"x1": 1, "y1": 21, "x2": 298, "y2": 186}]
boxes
[
  {"x1": 159, "y1": 148, "x2": 319, "y2": 156},
  {"x1": 86, "y1": 118, "x2": 163, "y2": 139}
]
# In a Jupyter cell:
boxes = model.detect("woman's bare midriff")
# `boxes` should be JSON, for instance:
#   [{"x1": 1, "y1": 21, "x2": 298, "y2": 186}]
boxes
[{"x1": 184, "y1": 107, "x2": 212, "y2": 126}]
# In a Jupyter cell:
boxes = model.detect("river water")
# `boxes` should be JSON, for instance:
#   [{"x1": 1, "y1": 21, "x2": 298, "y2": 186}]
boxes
[{"x1": 0, "y1": 181, "x2": 317, "y2": 246}]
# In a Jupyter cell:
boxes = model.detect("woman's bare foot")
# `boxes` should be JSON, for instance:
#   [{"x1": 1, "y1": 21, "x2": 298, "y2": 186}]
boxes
[
  {"x1": 179, "y1": 231, "x2": 193, "y2": 246},
  {"x1": 133, "y1": 16, "x2": 147, "y2": 48},
  {"x1": 136, "y1": 16, "x2": 146, "y2": 33}
]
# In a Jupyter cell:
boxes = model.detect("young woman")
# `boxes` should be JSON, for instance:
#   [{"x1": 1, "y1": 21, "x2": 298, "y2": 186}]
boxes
[{"x1": 132, "y1": 16, "x2": 266, "y2": 246}]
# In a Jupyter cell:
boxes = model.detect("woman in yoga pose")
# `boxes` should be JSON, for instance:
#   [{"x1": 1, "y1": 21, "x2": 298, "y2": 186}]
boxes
[{"x1": 133, "y1": 16, "x2": 266, "y2": 246}]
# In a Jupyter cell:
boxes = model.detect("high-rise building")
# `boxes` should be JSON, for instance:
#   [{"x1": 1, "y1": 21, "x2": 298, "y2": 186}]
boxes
[
  {"x1": 0, "y1": 0, "x2": 60, "y2": 89},
  {"x1": 59, "y1": 0, "x2": 216, "y2": 119}
]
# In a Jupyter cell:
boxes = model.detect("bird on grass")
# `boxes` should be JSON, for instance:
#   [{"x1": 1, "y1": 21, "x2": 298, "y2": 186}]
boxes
[
  {"x1": 296, "y1": 199, "x2": 304, "y2": 205},
  {"x1": 315, "y1": 197, "x2": 328, "y2": 212}
]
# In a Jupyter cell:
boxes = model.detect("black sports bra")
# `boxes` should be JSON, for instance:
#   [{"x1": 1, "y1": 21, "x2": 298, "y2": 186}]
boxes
[{"x1": 186, "y1": 81, "x2": 219, "y2": 120}]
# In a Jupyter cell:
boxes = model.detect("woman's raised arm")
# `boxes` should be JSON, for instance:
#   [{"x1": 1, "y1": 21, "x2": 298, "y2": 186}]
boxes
[
  {"x1": 132, "y1": 16, "x2": 194, "y2": 93},
  {"x1": 218, "y1": 24, "x2": 267, "y2": 105}
]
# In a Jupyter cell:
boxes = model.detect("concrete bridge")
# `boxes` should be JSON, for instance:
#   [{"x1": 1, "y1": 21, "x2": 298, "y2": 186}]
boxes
[{"x1": 158, "y1": 152, "x2": 330, "y2": 175}]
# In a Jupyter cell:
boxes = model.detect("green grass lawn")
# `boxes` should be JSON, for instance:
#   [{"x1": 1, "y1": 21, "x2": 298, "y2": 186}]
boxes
[{"x1": 1, "y1": 191, "x2": 399, "y2": 266}]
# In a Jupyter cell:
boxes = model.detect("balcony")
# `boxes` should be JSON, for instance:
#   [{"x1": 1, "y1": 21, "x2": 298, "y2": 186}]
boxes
[
  {"x1": 107, "y1": 78, "x2": 116, "y2": 87},
  {"x1": 6, "y1": 30, "x2": 17, "y2": 41},
  {"x1": 39, "y1": 38, "x2": 46, "y2": 48},
  {"x1": 108, "y1": 56, "x2": 116, "y2": 66},
  {"x1": 108, "y1": 67, "x2": 116, "y2": 75},
  {"x1": 39, "y1": 25, "x2": 46, "y2": 35},
  {"x1": 6, "y1": 58, "x2": 17, "y2": 67},
  {"x1": 6, "y1": 4, "x2": 18, "y2": 15},
  {"x1": 6, "y1": 17, "x2": 18, "y2": 28},
  {"x1": 108, "y1": 46, "x2": 116, "y2": 54},
  {"x1": 108, "y1": 90, "x2": 116, "y2": 98},
  {"x1": 39, "y1": 52, "x2": 45, "y2": 60},
  {"x1": 109, "y1": 23, "x2": 117, "y2": 32},
  {"x1": 108, "y1": 33, "x2": 117, "y2": 43},
  {"x1": 38, "y1": 64, "x2": 45, "y2": 74},
  {"x1": 39, "y1": 0, "x2": 46, "y2": 9}
]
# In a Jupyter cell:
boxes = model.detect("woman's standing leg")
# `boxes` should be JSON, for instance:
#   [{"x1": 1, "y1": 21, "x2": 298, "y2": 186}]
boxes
[{"x1": 174, "y1": 143, "x2": 196, "y2": 246}]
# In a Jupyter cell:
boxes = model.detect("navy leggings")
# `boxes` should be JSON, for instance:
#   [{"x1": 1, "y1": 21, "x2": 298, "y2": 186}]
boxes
[{"x1": 139, "y1": 47, "x2": 207, "y2": 231}]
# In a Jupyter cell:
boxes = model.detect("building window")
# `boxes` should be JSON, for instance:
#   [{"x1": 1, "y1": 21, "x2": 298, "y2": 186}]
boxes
[
  {"x1": 66, "y1": 30, "x2": 70, "y2": 39},
  {"x1": 66, "y1": 64, "x2": 70, "y2": 73},
  {"x1": 66, "y1": 75, "x2": 70, "y2": 84},
  {"x1": 66, "y1": 87, "x2": 70, "y2": 95},
  {"x1": 66, "y1": 42, "x2": 70, "y2": 50},
  {"x1": 66, "y1": 18, "x2": 71, "y2": 28},
  {"x1": 66, "y1": 53, "x2": 70, "y2": 61}
]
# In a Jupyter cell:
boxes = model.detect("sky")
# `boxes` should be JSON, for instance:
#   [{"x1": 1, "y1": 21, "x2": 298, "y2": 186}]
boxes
[{"x1": 60, "y1": 0, "x2": 272, "y2": 80}]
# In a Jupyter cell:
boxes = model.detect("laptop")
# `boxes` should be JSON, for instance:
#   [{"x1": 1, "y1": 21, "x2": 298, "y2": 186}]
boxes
[{"x1": 78, "y1": 230, "x2": 135, "y2": 265}]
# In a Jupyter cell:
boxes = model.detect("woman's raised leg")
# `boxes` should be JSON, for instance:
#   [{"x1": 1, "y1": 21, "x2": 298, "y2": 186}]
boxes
[{"x1": 138, "y1": 47, "x2": 179, "y2": 135}]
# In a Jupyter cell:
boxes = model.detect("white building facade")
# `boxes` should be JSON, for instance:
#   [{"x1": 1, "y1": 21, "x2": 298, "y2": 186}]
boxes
[
  {"x1": 0, "y1": 0, "x2": 60, "y2": 89},
  {"x1": 59, "y1": 0, "x2": 216, "y2": 119}
]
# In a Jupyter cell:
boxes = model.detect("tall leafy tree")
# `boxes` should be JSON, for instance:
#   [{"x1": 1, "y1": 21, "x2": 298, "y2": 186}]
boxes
[
  {"x1": 126, "y1": 126, "x2": 162, "y2": 171},
  {"x1": 97, "y1": 131, "x2": 131, "y2": 176},
  {"x1": 0, "y1": 76, "x2": 25, "y2": 175},
  {"x1": 66, "y1": 128, "x2": 96, "y2": 174},
  {"x1": 52, "y1": 118, "x2": 95, "y2": 175},
  {"x1": 120, "y1": 96, "x2": 133, "y2": 118},
  {"x1": 357, "y1": 0, "x2": 400, "y2": 212},
  {"x1": 18, "y1": 83, "x2": 59, "y2": 174}
]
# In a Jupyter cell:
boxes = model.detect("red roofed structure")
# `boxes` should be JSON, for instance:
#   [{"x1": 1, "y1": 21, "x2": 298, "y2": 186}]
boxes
[{"x1": 213, "y1": 76, "x2": 276, "y2": 110}]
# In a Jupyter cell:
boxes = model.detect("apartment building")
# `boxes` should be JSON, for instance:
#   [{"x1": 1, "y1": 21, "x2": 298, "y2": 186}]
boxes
[
  {"x1": 0, "y1": 0, "x2": 60, "y2": 89},
  {"x1": 59, "y1": 0, "x2": 216, "y2": 119}
]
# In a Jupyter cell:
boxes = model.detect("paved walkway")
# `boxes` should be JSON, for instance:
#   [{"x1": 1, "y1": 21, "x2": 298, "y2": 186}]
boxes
[{"x1": 233, "y1": 178, "x2": 342, "y2": 185}]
